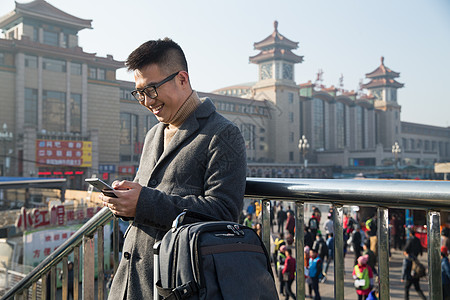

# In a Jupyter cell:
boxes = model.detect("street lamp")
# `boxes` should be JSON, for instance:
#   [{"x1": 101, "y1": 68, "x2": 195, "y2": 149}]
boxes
[
  {"x1": 392, "y1": 141, "x2": 401, "y2": 175},
  {"x1": 298, "y1": 135, "x2": 310, "y2": 173},
  {"x1": 0, "y1": 123, "x2": 13, "y2": 176}
]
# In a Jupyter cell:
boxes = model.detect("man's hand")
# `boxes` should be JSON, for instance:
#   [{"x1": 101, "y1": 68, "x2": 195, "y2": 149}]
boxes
[{"x1": 99, "y1": 180, "x2": 142, "y2": 218}]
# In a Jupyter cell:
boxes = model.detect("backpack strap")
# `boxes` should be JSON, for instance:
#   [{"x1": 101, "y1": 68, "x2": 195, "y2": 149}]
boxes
[{"x1": 156, "y1": 280, "x2": 198, "y2": 300}]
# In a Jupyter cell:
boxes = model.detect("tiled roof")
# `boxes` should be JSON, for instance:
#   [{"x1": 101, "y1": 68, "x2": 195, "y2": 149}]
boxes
[
  {"x1": 365, "y1": 56, "x2": 400, "y2": 78},
  {"x1": 0, "y1": 0, "x2": 92, "y2": 30},
  {"x1": 249, "y1": 47, "x2": 304, "y2": 64},
  {"x1": 253, "y1": 21, "x2": 299, "y2": 50},
  {"x1": 361, "y1": 78, "x2": 404, "y2": 89}
]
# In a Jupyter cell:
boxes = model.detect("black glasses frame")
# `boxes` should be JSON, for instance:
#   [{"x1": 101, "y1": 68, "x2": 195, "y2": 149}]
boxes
[{"x1": 131, "y1": 71, "x2": 180, "y2": 102}]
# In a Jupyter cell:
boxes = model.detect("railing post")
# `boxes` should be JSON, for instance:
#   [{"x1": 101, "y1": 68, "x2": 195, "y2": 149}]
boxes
[
  {"x1": 50, "y1": 265, "x2": 56, "y2": 300},
  {"x1": 333, "y1": 204, "x2": 344, "y2": 300},
  {"x1": 113, "y1": 217, "x2": 120, "y2": 274},
  {"x1": 377, "y1": 207, "x2": 390, "y2": 300},
  {"x1": 73, "y1": 246, "x2": 80, "y2": 300},
  {"x1": 62, "y1": 256, "x2": 68, "y2": 300},
  {"x1": 295, "y1": 201, "x2": 305, "y2": 300},
  {"x1": 427, "y1": 210, "x2": 442, "y2": 300},
  {"x1": 98, "y1": 226, "x2": 105, "y2": 300},
  {"x1": 261, "y1": 199, "x2": 271, "y2": 254},
  {"x1": 82, "y1": 235, "x2": 95, "y2": 300}
]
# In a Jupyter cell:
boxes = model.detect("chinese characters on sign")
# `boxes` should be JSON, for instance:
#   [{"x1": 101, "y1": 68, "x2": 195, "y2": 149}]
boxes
[
  {"x1": 36, "y1": 139, "x2": 92, "y2": 167},
  {"x1": 16, "y1": 205, "x2": 102, "y2": 231}
]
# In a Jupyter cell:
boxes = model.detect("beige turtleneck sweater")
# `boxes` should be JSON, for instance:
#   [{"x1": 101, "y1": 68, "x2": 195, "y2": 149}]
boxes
[{"x1": 163, "y1": 91, "x2": 201, "y2": 149}]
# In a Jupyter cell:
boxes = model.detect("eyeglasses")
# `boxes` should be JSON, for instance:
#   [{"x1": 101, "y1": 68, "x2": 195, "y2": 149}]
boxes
[{"x1": 131, "y1": 71, "x2": 179, "y2": 102}]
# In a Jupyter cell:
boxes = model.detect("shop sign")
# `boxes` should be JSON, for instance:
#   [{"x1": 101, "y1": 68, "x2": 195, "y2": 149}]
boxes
[{"x1": 36, "y1": 140, "x2": 92, "y2": 167}]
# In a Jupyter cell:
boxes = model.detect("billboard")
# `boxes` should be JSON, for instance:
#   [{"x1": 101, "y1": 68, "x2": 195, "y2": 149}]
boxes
[{"x1": 36, "y1": 140, "x2": 92, "y2": 167}]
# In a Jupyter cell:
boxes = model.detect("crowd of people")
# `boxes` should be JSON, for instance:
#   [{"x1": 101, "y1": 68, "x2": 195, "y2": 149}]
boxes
[{"x1": 241, "y1": 200, "x2": 450, "y2": 300}]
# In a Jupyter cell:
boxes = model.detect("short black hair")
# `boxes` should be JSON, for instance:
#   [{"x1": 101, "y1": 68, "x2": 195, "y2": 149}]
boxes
[{"x1": 126, "y1": 38, "x2": 188, "y2": 74}]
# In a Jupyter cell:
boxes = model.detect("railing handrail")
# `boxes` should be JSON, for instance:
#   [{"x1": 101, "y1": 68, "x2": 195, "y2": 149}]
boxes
[
  {"x1": 1, "y1": 207, "x2": 113, "y2": 299},
  {"x1": 246, "y1": 178, "x2": 450, "y2": 209}
]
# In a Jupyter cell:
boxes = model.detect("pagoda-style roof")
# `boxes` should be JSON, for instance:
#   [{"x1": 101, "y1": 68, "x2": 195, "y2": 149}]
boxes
[
  {"x1": 249, "y1": 21, "x2": 303, "y2": 64},
  {"x1": 0, "y1": 0, "x2": 92, "y2": 31},
  {"x1": 365, "y1": 56, "x2": 400, "y2": 79},
  {"x1": 361, "y1": 57, "x2": 404, "y2": 89}
]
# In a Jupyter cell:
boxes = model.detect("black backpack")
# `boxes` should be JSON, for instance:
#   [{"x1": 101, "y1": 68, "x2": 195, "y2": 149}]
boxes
[{"x1": 154, "y1": 211, "x2": 279, "y2": 300}]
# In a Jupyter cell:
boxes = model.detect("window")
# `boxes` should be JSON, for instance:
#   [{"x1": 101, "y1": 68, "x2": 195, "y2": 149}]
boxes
[
  {"x1": 43, "y1": 58, "x2": 66, "y2": 72},
  {"x1": 70, "y1": 93, "x2": 82, "y2": 133},
  {"x1": 98, "y1": 69, "x2": 106, "y2": 80},
  {"x1": 89, "y1": 67, "x2": 97, "y2": 79},
  {"x1": 33, "y1": 27, "x2": 38, "y2": 42},
  {"x1": 336, "y1": 102, "x2": 346, "y2": 149},
  {"x1": 25, "y1": 88, "x2": 38, "y2": 126},
  {"x1": 0, "y1": 53, "x2": 4, "y2": 65},
  {"x1": 289, "y1": 112, "x2": 294, "y2": 123},
  {"x1": 313, "y1": 98, "x2": 325, "y2": 149},
  {"x1": 356, "y1": 106, "x2": 365, "y2": 149},
  {"x1": 43, "y1": 30, "x2": 58, "y2": 46},
  {"x1": 289, "y1": 151, "x2": 294, "y2": 161},
  {"x1": 62, "y1": 33, "x2": 69, "y2": 48},
  {"x1": 145, "y1": 115, "x2": 158, "y2": 133},
  {"x1": 43, "y1": 90, "x2": 66, "y2": 132},
  {"x1": 240, "y1": 123, "x2": 255, "y2": 150},
  {"x1": 289, "y1": 132, "x2": 294, "y2": 143},
  {"x1": 120, "y1": 113, "x2": 138, "y2": 146},
  {"x1": 71, "y1": 62, "x2": 82, "y2": 75},
  {"x1": 288, "y1": 92, "x2": 294, "y2": 104},
  {"x1": 25, "y1": 55, "x2": 37, "y2": 68}
]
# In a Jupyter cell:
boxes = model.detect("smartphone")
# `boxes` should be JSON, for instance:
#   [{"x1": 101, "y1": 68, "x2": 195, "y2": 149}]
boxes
[{"x1": 85, "y1": 178, "x2": 117, "y2": 198}]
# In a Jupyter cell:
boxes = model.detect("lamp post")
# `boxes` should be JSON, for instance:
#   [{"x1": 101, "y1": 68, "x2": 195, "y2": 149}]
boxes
[
  {"x1": 298, "y1": 135, "x2": 310, "y2": 176},
  {"x1": 0, "y1": 123, "x2": 13, "y2": 176},
  {"x1": 391, "y1": 141, "x2": 401, "y2": 176}
]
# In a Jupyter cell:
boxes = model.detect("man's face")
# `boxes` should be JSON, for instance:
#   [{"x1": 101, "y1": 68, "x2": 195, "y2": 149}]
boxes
[{"x1": 134, "y1": 64, "x2": 184, "y2": 123}]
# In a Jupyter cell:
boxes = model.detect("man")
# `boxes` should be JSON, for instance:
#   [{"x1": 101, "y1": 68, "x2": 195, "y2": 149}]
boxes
[
  {"x1": 243, "y1": 213, "x2": 253, "y2": 228},
  {"x1": 323, "y1": 213, "x2": 334, "y2": 239},
  {"x1": 441, "y1": 246, "x2": 450, "y2": 299},
  {"x1": 312, "y1": 233, "x2": 328, "y2": 263},
  {"x1": 366, "y1": 214, "x2": 378, "y2": 257},
  {"x1": 277, "y1": 204, "x2": 287, "y2": 234},
  {"x1": 100, "y1": 38, "x2": 247, "y2": 299},
  {"x1": 401, "y1": 229, "x2": 426, "y2": 300},
  {"x1": 309, "y1": 248, "x2": 322, "y2": 300},
  {"x1": 286, "y1": 211, "x2": 295, "y2": 236},
  {"x1": 282, "y1": 248, "x2": 297, "y2": 300}
]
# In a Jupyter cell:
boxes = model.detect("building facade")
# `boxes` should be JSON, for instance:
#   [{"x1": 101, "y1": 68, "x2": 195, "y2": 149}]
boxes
[{"x1": 0, "y1": 1, "x2": 449, "y2": 188}]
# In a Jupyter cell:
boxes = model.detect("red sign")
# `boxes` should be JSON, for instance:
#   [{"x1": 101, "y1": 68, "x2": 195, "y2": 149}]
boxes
[{"x1": 36, "y1": 139, "x2": 92, "y2": 167}]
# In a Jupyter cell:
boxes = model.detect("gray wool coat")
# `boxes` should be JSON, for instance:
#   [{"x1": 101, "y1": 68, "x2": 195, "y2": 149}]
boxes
[{"x1": 108, "y1": 98, "x2": 247, "y2": 300}]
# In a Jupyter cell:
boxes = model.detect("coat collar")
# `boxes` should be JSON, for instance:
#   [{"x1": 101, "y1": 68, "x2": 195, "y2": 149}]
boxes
[{"x1": 153, "y1": 98, "x2": 216, "y2": 169}]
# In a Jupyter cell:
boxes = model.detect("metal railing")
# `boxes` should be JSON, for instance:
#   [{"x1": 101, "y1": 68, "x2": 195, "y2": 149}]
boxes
[
  {"x1": 246, "y1": 178, "x2": 450, "y2": 300},
  {"x1": 2, "y1": 178, "x2": 450, "y2": 299},
  {"x1": 1, "y1": 207, "x2": 119, "y2": 300}
]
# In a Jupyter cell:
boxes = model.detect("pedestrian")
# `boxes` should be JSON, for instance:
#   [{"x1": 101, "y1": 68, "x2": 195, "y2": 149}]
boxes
[
  {"x1": 273, "y1": 233, "x2": 286, "y2": 266},
  {"x1": 286, "y1": 211, "x2": 295, "y2": 236},
  {"x1": 352, "y1": 225, "x2": 363, "y2": 265},
  {"x1": 101, "y1": 38, "x2": 247, "y2": 299},
  {"x1": 365, "y1": 214, "x2": 377, "y2": 257},
  {"x1": 277, "y1": 245, "x2": 287, "y2": 295},
  {"x1": 390, "y1": 214, "x2": 401, "y2": 250},
  {"x1": 353, "y1": 255, "x2": 374, "y2": 300},
  {"x1": 304, "y1": 225, "x2": 314, "y2": 249},
  {"x1": 308, "y1": 212, "x2": 319, "y2": 240},
  {"x1": 401, "y1": 231, "x2": 426, "y2": 300},
  {"x1": 404, "y1": 228, "x2": 423, "y2": 258},
  {"x1": 441, "y1": 246, "x2": 450, "y2": 300},
  {"x1": 277, "y1": 205, "x2": 288, "y2": 234},
  {"x1": 323, "y1": 233, "x2": 334, "y2": 279},
  {"x1": 366, "y1": 287, "x2": 379, "y2": 300},
  {"x1": 323, "y1": 213, "x2": 334, "y2": 239},
  {"x1": 243, "y1": 213, "x2": 253, "y2": 228},
  {"x1": 363, "y1": 240, "x2": 377, "y2": 276},
  {"x1": 309, "y1": 248, "x2": 322, "y2": 300},
  {"x1": 282, "y1": 248, "x2": 297, "y2": 300},
  {"x1": 313, "y1": 233, "x2": 328, "y2": 263},
  {"x1": 304, "y1": 246, "x2": 313, "y2": 299}
]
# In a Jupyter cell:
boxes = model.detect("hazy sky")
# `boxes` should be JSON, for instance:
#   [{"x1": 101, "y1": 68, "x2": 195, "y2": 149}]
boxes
[{"x1": 3, "y1": 0, "x2": 450, "y2": 127}]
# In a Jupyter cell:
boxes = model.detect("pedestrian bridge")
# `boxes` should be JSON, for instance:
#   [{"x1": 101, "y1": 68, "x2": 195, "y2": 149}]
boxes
[{"x1": 2, "y1": 178, "x2": 450, "y2": 300}]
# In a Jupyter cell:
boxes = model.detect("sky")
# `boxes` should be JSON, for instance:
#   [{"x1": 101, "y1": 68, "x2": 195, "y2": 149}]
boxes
[{"x1": 3, "y1": 0, "x2": 450, "y2": 127}]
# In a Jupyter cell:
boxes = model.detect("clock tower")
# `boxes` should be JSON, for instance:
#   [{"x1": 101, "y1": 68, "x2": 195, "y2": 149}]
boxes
[
  {"x1": 249, "y1": 21, "x2": 304, "y2": 163},
  {"x1": 362, "y1": 57, "x2": 404, "y2": 148}
]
